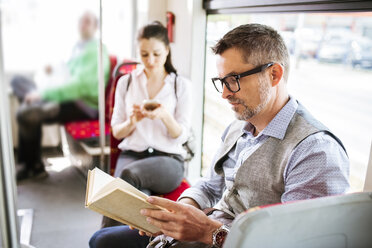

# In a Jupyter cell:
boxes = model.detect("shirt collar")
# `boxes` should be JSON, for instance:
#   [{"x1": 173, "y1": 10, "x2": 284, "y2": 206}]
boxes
[
  {"x1": 262, "y1": 96, "x2": 298, "y2": 140},
  {"x1": 135, "y1": 65, "x2": 145, "y2": 77},
  {"x1": 243, "y1": 96, "x2": 298, "y2": 140},
  {"x1": 135, "y1": 66, "x2": 175, "y2": 84}
]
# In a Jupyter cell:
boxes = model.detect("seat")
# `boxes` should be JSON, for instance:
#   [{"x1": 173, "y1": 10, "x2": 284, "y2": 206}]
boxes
[
  {"x1": 224, "y1": 192, "x2": 372, "y2": 248},
  {"x1": 107, "y1": 61, "x2": 139, "y2": 174},
  {"x1": 61, "y1": 56, "x2": 138, "y2": 174},
  {"x1": 160, "y1": 179, "x2": 190, "y2": 201},
  {"x1": 363, "y1": 141, "x2": 372, "y2": 192},
  {"x1": 62, "y1": 57, "x2": 139, "y2": 153},
  {"x1": 64, "y1": 55, "x2": 118, "y2": 145}
]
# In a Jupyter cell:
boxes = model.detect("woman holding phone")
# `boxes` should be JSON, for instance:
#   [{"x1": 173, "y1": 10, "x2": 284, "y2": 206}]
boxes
[{"x1": 99, "y1": 21, "x2": 192, "y2": 231}]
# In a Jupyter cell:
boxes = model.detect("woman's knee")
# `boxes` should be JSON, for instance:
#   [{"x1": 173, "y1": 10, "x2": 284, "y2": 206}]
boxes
[
  {"x1": 141, "y1": 156, "x2": 184, "y2": 193},
  {"x1": 120, "y1": 168, "x2": 140, "y2": 188}
]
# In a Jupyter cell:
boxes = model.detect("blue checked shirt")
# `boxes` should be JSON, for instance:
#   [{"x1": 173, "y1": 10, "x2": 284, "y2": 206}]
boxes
[{"x1": 180, "y1": 97, "x2": 350, "y2": 210}]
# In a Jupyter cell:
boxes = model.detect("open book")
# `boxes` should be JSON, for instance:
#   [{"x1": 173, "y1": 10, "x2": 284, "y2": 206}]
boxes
[{"x1": 85, "y1": 167, "x2": 163, "y2": 233}]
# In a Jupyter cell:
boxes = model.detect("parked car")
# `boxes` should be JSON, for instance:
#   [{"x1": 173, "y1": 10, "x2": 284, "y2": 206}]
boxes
[
  {"x1": 318, "y1": 39, "x2": 351, "y2": 63},
  {"x1": 317, "y1": 29, "x2": 356, "y2": 64},
  {"x1": 350, "y1": 38, "x2": 372, "y2": 69}
]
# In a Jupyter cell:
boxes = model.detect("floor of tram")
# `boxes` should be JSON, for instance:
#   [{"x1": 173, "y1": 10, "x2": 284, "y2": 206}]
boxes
[{"x1": 16, "y1": 148, "x2": 101, "y2": 248}]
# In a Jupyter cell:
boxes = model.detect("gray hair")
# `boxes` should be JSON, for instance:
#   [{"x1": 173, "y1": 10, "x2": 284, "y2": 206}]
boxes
[{"x1": 212, "y1": 23, "x2": 290, "y2": 82}]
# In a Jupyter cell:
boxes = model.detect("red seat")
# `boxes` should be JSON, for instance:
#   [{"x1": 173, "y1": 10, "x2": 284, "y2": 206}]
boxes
[
  {"x1": 64, "y1": 120, "x2": 110, "y2": 139},
  {"x1": 64, "y1": 55, "x2": 118, "y2": 140},
  {"x1": 161, "y1": 179, "x2": 190, "y2": 201},
  {"x1": 107, "y1": 61, "x2": 139, "y2": 173},
  {"x1": 64, "y1": 57, "x2": 139, "y2": 141}
]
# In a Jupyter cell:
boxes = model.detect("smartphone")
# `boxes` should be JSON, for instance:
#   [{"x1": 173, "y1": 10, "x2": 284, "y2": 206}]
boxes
[{"x1": 143, "y1": 100, "x2": 160, "y2": 111}]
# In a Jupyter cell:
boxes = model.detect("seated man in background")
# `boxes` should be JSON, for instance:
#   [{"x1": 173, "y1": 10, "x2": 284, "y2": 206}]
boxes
[
  {"x1": 89, "y1": 23, "x2": 349, "y2": 248},
  {"x1": 12, "y1": 11, "x2": 110, "y2": 180}
]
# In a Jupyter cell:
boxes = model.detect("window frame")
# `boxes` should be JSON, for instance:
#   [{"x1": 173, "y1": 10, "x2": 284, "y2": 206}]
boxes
[{"x1": 203, "y1": 0, "x2": 372, "y2": 14}]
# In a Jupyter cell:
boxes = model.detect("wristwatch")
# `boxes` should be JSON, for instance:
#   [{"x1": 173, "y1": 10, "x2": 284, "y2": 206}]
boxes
[{"x1": 212, "y1": 225, "x2": 229, "y2": 248}]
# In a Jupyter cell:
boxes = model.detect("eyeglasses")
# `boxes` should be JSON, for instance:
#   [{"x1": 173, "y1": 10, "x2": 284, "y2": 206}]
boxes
[{"x1": 211, "y1": 62, "x2": 274, "y2": 93}]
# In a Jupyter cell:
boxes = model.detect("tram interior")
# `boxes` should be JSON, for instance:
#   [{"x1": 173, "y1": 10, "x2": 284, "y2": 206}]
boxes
[{"x1": 1, "y1": 0, "x2": 372, "y2": 247}]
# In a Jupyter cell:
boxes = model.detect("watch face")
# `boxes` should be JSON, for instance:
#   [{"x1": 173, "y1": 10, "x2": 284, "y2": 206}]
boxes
[{"x1": 215, "y1": 229, "x2": 228, "y2": 247}]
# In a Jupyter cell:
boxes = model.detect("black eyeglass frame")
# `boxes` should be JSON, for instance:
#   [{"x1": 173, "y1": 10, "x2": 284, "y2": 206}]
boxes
[{"x1": 211, "y1": 62, "x2": 274, "y2": 93}]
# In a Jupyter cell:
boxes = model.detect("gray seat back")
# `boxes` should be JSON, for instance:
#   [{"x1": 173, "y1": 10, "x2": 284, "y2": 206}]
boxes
[
  {"x1": 224, "y1": 192, "x2": 372, "y2": 248},
  {"x1": 364, "y1": 142, "x2": 372, "y2": 192}
]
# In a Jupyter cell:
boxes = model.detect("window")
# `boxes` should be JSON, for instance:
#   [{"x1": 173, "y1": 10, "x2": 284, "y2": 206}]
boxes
[
  {"x1": 2, "y1": 0, "x2": 134, "y2": 73},
  {"x1": 202, "y1": 12, "x2": 372, "y2": 192},
  {"x1": 2, "y1": 0, "x2": 99, "y2": 73}
]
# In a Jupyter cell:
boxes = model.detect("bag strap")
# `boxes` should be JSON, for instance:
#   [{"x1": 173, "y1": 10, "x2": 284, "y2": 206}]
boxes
[
  {"x1": 174, "y1": 74, "x2": 178, "y2": 101},
  {"x1": 126, "y1": 73, "x2": 132, "y2": 91}
]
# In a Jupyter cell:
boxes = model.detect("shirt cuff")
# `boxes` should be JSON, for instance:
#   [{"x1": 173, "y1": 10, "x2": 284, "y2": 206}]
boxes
[
  {"x1": 172, "y1": 124, "x2": 188, "y2": 144},
  {"x1": 178, "y1": 187, "x2": 212, "y2": 210}
]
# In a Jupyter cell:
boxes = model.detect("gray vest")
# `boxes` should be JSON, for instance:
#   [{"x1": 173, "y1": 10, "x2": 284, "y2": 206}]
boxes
[{"x1": 214, "y1": 102, "x2": 345, "y2": 217}]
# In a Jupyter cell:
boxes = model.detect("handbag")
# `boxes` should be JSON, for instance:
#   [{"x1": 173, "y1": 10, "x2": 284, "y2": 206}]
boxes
[{"x1": 147, "y1": 236, "x2": 209, "y2": 248}]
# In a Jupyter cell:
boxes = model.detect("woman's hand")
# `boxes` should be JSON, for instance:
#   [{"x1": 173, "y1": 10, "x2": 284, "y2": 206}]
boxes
[
  {"x1": 143, "y1": 105, "x2": 182, "y2": 138},
  {"x1": 130, "y1": 104, "x2": 145, "y2": 125},
  {"x1": 142, "y1": 104, "x2": 166, "y2": 120},
  {"x1": 112, "y1": 104, "x2": 144, "y2": 139}
]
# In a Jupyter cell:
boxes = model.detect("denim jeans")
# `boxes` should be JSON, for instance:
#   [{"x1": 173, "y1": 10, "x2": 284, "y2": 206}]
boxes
[{"x1": 89, "y1": 225, "x2": 149, "y2": 248}]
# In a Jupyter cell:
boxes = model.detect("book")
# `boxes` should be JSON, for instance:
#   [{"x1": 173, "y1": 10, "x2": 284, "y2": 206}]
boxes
[{"x1": 85, "y1": 167, "x2": 163, "y2": 233}]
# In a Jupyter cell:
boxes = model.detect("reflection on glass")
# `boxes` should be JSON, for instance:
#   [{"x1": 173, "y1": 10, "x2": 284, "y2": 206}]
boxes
[
  {"x1": 1, "y1": 0, "x2": 115, "y2": 246},
  {"x1": 203, "y1": 13, "x2": 372, "y2": 192}
]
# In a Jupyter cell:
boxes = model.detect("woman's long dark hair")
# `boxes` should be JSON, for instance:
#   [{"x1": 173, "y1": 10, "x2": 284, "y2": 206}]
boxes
[{"x1": 137, "y1": 21, "x2": 177, "y2": 74}]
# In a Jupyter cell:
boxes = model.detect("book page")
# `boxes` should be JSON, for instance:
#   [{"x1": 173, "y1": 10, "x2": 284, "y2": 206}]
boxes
[
  {"x1": 114, "y1": 178, "x2": 149, "y2": 200},
  {"x1": 91, "y1": 178, "x2": 152, "y2": 205},
  {"x1": 86, "y1": 168, "x2": 166, "y2": 233},
  {"x1": 87, "y1": 168, "x2": 115, "y2": 204},
  {"x1": 91, "y1": 188, "x2": 162, "y2": 233}
]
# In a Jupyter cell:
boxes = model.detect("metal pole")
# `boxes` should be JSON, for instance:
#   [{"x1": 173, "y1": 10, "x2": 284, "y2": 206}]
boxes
[
  {"x1": 131, "y1": 0, "x2": 138, "y2": 59},
  {"x1": 0, "y1": 9, "x2": 21, "y2": 248},
  {"x1": 98, "y1": 0, "x2": 106, "y2": 172}
]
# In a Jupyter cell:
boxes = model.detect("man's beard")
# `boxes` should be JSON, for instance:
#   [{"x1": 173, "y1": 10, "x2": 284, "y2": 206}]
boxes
[{"x1": 228, "y1": 77, "x2": 271, "y2": 121}]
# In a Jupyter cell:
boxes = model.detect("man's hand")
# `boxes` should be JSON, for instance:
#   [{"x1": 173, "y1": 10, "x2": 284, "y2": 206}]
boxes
[
  {"x1": 24, "y1": 91, "x2": 41, "y2": 104},
  {"x1": 178, "y1": 197, "x2": 201, "y2": 209},
  {"x1": 128, "y1": 226, "x2": 162, "y2": 237},
  {"x1": 141, "y1": 196, "x2": 222, "y2": 244}
]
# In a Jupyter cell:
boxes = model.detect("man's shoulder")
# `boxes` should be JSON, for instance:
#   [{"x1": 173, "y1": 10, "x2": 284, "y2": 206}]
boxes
[
  {"x1": 296, "y1": 131, "x2": 347, "y2": 155},
  {"x1": 291, "y1": 104, "x2": 347, "y2": 153}
]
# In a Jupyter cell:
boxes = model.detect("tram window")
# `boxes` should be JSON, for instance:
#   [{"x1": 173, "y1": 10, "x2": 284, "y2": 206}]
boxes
[
  {"x1": 1, "y1": 1, "x2": 106, "y2": 247},
  {"x1": 3, "y1": 0, "x2": 100, "y2": 73},
  {"x1": 102, "y1": 0, "x2": 135, "y2": 60},
  {"x1": 202, "y1": 13, "x2": 372, "y2": 192}
]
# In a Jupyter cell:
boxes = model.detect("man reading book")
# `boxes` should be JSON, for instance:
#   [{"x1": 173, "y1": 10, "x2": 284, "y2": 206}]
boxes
[{"x1": 89, "y1": 23, "x2": 349, "y2": 248}]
